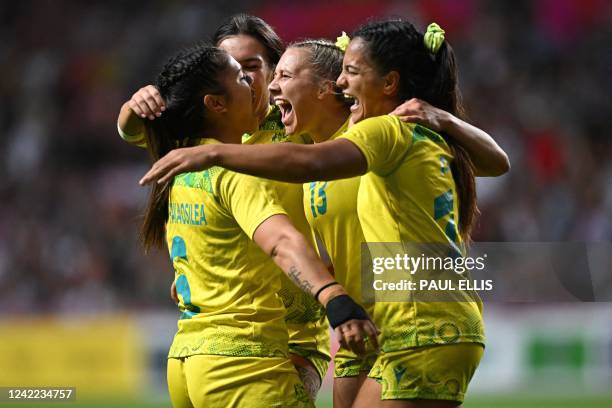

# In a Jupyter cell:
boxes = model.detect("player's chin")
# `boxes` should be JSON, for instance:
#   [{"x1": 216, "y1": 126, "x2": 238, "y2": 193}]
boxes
[
  {"x1": 350, "y1": 111, "x2": 365, "y2": 124},
  {"x1": 284, "y1": 120, "x2": 299, "y2": 135}
]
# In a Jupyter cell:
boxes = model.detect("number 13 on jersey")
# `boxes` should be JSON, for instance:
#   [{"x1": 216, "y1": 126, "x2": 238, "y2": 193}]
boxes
[{"x1": 309, "y1": 182, "x2": 328, "y2": 218}]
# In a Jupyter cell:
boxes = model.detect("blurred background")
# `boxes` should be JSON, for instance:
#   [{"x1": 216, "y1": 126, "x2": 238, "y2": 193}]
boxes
[{"x1": 1, "y1": 0, "x2": 611, "y2": 407}]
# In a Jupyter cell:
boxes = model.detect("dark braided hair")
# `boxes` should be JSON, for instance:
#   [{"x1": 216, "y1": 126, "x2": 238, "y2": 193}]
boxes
[
  {"x1": 141, "y1": 43, "x2": 230, "y2": 250},
  {"x1": 289, "y1": 39, "x2": 347, "y2": 103},
  {"x1": 353, "y1": 19, "x2": 478, "y2": 242},
  {"x1": 213, "y1": 14, "x2": 284, "y2": 69}
]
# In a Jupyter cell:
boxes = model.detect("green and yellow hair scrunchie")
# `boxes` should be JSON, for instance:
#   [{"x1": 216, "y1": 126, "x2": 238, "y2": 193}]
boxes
[
  {"x1": 335, "y1": 31, "x2": 350, "y2": 52},
  {"x1": 424, "y1": 22, "x2": 445, "y2": 54}
]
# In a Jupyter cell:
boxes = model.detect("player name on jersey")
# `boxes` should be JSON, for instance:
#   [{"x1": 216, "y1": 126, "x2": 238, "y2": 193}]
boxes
[{"x1": 168, "y1": 202, "x2": 207, "y2": 226}]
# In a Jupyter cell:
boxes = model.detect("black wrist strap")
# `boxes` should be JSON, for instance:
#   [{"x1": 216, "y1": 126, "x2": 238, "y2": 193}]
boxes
[
  {"x1": 326, "y1": 294, "x2": 369, "y2": 329},
  {"x1": 314, "y1": 281, "x2": 339, "y2": 302}
]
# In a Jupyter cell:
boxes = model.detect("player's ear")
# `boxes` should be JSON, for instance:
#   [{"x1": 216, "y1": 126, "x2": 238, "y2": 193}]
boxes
[
  {"x1": 382, "y1": 70, "x2": 400, "y2": 96},
  {"x1": 204, "y1": 94, "x2": 227, "y2": 114}
]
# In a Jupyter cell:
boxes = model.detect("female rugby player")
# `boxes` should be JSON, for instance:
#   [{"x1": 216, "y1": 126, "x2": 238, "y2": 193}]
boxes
[
  {"x1": 141, "y1": 42, "x2": 375, "y2": 407},
  {"x1": 118, "y1": 15, "x2": 331, "y2": 400},
  {"x1": 267, "y1": 38, "x2": 507, "y2": 407},
  {"x1": 120, "y1": 16, "x2": 505, "y2": 401},
  {"x1": 142, "y1": 21, "x2": 502, "y2": 407}
]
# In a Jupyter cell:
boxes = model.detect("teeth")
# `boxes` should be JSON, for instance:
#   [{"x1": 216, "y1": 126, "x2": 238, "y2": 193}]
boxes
[
  {"x1": 274, "y1": 99, "x2": 290, "y2": 106},
  {"x1": 343, "y1": 93, "x2": 356, "y2": 102}
]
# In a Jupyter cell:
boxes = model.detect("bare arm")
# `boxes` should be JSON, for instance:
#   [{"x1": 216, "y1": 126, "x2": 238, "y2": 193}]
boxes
[
  {"x1": 170, "y1": 280, "x2": 178, "y2": 304},
  {"x1": 140, "y1": 139, "x2": 367, "y2": 185},
  {"x1": 118, "y1": 85, "x2": 166, "y2": 145},
  {"x1": 391, "y1": 98, "x2": 510, "y2": 176},
  {"x1": 254, "y1": 214, "x2": 378, "y2": 354},
  {"x1": 254, "y1": 215, "x2": 337, "y2": 301},
  {"x1": 443, "y1": 115, "x2": 510, "y2": 176},
  {"x1": 118, "y1": 101, "x2": 146, "y2": 138}
]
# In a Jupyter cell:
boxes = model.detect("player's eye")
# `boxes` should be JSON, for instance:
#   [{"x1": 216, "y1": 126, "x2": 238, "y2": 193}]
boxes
[{"x1": 344, "y1": 66, "x2": 358, "y2": 75}]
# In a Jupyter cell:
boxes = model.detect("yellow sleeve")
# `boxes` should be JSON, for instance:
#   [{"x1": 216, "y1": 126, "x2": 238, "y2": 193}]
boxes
[
  {"x1": 220, "y1": 171, "x2": 288, "y2": 239},
  {"x1": 339, "y1": 115, "x2": 413, "y2": 176}
]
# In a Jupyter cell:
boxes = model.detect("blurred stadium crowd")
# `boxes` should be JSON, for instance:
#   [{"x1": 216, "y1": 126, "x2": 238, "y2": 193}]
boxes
[{"x1": 1, "y1": 0, "x2": 611, "y2": 314}]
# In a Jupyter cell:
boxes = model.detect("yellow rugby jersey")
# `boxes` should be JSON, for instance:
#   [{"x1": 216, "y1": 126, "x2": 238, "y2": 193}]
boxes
[
  {"x1": 245, "y1": 105, "x2": 329, "y2": 366},
  {"x1": 339, "y1": 115, "x2": 485, "y2": 351},
  {"x1": 302, "y1": 119, "x2": 368, "y2": 306},
  {"x1": 167, "y1": 138, "x2": 290, "y2": 358}
]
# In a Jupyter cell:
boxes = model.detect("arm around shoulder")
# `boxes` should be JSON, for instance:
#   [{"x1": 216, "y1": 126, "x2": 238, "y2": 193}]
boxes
[
  {"x1": 214, "y1": 139, "x2": 367, "y2": 183},
  {"x1": 117, "y1": 101, "x2": 147, "y2": 146},
  {"x1": 444, "y1": 114, "x2": 510, "y2": 177}
]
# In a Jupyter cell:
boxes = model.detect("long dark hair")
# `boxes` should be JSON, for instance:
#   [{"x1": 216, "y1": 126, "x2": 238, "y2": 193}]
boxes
[
  {"x1": 141, "y1": 43, "x2": 229, "y2": 251},
  {"x1": 353, "y1": 19, "x2": 478, "y2": 241},
  {"x1": 213, "y1": 14, "x2": 284, "y2": 68}
]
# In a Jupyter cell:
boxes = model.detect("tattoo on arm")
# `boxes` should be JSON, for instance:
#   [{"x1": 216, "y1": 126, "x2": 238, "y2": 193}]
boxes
[
  {"x1": 296, "y1": 364, "x2": 321, "y2": 401},
  {"x1": 288, "y1": 266, "x2": 314, "y2": 294}
]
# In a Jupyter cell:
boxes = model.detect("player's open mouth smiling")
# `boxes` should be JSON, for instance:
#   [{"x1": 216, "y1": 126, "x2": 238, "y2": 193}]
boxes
[
  {"x1": 274, "y1": 98, "x2": 294, "y2": 125},
  {"x1": 343, "y1": 93, "x2": 359, "y2": 113}
]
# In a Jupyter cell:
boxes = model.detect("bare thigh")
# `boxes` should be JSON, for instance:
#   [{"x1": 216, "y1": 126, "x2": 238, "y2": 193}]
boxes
[
  {"x1": 333, "y1": 373, "x2": 368, "y2": 408},
  {"x1": 352, "y1": 377, "x2": 461, "y2": 408}
]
